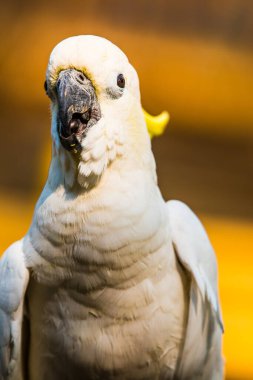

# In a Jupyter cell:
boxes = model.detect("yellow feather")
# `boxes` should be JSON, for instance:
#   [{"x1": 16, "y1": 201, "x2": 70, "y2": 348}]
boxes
[{"x1": 143, "y1": 109, "x2": 170, "y2": 139}]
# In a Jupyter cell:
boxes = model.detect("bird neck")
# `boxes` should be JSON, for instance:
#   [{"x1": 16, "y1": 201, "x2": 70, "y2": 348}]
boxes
[{"x1": 47, "y1": 101, "x2": 155, "y2": 191}]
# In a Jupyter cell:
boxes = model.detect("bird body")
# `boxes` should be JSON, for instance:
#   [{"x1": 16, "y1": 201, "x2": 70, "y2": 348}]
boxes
[
  {"x1": 26, "y1": 162, "x2": 188, "y2": 380},
  {"x1": 0, "y1": 35, "x2": 223, "y2": 380}
]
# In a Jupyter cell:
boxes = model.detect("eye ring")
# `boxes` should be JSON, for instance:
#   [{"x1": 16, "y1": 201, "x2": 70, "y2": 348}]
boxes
[{"x1": 117, "y1": 74, "x2": 125, "y2": 89}]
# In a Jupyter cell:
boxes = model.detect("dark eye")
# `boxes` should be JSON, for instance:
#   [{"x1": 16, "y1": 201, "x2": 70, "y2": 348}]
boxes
[
  {"x1": 117, "y1": 74, "x2": 125, "y2": 88},
  {"x1": 44, "y1": 80, "x2": 48, "y2": 94}
]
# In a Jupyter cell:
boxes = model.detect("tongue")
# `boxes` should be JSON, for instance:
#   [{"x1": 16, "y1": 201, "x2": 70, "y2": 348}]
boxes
[
  {"x1": 68, "y1": 111, "x2": 89, "y2": 135},
  {"x1": 69, "y1": 119, "x2": 82, "y2": 134}
]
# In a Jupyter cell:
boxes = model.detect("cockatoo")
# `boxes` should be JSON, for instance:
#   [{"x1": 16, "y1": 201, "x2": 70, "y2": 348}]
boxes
[{"x1": 0, "y1": 35, "x2": 224, "y2": 380}]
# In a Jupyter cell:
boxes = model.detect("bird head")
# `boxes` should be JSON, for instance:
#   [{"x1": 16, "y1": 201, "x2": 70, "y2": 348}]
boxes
[{"x1": 45, "y1": 35, "x2": 154, "y2": 189}]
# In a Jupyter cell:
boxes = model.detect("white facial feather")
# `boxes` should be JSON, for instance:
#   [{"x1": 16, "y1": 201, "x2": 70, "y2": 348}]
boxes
[{"x1": 46, "y1": 35, "x2": 150, "y2": 189}]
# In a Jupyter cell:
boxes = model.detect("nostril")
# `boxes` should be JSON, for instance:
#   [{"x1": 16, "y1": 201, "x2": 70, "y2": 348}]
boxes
[{"x1": 78, "y1": 73, "x2": 85, "y2": 82}]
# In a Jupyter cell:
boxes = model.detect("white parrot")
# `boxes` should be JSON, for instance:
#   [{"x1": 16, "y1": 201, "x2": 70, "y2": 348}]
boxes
[{"x1": 0, "y1": 35, "x2": 224, "y2": 380}]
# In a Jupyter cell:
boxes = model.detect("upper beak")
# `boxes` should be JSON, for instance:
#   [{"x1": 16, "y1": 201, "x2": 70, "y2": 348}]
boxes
[{"x1": 56, "y1": 69, "x2": 96, "y2": 152}]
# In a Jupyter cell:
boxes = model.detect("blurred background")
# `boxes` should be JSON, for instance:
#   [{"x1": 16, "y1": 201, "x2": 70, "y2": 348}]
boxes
[{"x1": 0, "y1": 0, "x2": 253, "y2": 378}]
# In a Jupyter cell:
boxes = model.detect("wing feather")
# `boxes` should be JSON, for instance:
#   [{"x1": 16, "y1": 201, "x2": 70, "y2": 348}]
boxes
[
  {"x1": 167, "y1": 200, "x2": 224, "y2": 379},
  {"x1": 0, "y1": 240, "x2": 29, "y2": 380}
]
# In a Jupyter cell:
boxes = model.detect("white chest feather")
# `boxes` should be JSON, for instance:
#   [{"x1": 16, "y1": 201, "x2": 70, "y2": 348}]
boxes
[{"x1": 24, "y1": 166, "x2": 188, "y2": 379}]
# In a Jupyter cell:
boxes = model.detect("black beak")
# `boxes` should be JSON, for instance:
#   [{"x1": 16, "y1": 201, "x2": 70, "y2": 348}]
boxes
[{"x1": 56, "y1": 69, "x2": 101, "y2": 152}]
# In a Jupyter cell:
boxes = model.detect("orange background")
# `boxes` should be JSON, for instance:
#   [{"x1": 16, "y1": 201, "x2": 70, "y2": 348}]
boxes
[{"x1": 0, "y1": 1, "x2": 253, "y2": 378}]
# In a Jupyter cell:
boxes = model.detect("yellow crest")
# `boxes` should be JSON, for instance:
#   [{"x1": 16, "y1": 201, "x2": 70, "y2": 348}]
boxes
[{"x1": 143, "y1": 109, "x2": 170, "y2": 139}]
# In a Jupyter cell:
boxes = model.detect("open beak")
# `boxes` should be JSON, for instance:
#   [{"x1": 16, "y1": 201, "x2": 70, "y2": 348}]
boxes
[{"x1": 56, "y1": 69, "x2": 101, "y2": 152}]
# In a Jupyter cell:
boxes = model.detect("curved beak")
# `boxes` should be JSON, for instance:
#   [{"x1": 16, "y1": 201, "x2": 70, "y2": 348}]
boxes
[{"x1": 56, "y1": 69, "x2": 100, "y2": 152}]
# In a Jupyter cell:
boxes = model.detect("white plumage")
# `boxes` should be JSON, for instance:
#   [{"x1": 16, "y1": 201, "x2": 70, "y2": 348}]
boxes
[{"x1": 0, "y1": 35, "x2": 223, "y2": 380}]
